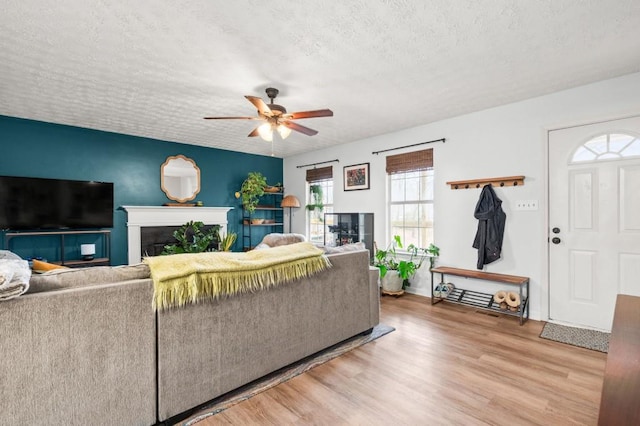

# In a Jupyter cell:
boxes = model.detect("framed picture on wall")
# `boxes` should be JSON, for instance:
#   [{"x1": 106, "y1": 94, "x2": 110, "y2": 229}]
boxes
[{"x1": 343, "y1": 163, "x2": 370, "y2": 191}]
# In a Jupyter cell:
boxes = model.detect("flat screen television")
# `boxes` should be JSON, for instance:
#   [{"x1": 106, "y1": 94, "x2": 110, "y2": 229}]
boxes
[{"x1": 0, "y1": 176, "x2": 114, "y2": 230}]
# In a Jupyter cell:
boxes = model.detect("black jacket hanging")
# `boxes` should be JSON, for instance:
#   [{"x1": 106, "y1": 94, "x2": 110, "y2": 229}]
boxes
[{"x1": 472, "y1": 184, "x2": 506, "y2": 269}]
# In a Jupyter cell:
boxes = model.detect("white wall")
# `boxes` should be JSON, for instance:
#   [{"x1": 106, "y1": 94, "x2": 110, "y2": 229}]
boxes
[{"x1": 283, "y1": 72, "x2": 640, "y2": 321}]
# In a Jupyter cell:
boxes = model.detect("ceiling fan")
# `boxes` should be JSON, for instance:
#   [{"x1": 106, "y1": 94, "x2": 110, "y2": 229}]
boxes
[{"x1": 204, "y1": 87, "x2": 333, "y2": 141}]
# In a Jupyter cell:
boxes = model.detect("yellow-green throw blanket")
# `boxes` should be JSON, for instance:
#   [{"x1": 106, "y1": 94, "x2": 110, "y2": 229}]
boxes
[{"x1": 144, "y1": 242, "x2": 331, "y2": 310}]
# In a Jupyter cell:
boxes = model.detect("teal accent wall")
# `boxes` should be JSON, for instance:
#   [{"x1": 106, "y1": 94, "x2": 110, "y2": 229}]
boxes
[{"x1": 0, "y1": 115, "x2": 283, "y2": 265}]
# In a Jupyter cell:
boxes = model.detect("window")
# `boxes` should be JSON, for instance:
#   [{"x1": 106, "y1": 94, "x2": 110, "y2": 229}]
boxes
[
  {"x1": 305, "y1": 166, "x2": 333, "y2": 244},
  {"x1": 571, "y1": 133, "x2": 640, "y2": 163},
  {"x1": 386, "y1": 149, "x2": 434, "y2": 248}
]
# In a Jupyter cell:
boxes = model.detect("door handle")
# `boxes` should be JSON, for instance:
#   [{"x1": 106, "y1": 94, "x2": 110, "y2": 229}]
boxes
[
  {"x1": 552, "y1": 227, "x2": 560, "y2": 234},
  {"x1": 552, "y1": 237, "x2": 561, "y2": 244}
]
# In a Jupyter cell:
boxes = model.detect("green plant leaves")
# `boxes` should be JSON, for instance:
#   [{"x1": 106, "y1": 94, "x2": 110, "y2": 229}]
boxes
[
  {"x1": 220, "y1": 232, "x2": 237, "y2": 251},
  {"x1": 241, "y1": 172, "x2": 267, "y2": 213},
  {"x1": 377, "y1": 264, "x2": 388, "y2": 278},
  {"x1": 305, "y1": 184, "x2": 324, "y2": 212},
  {"x1": 161, "y1": 221, "x2": 220, "y2": 255},
  {"x1": 373, "y1": 235, "x2": 440, "y2": 289}
]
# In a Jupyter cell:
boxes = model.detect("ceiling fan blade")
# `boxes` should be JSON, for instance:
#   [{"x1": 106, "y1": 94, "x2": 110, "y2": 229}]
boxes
[
  {"x1": 245, "y1": 96, "x2": 273, "y2": 117},
  {"x1": 281, "y1": 120, "x2": 318, "y2": 136},
  {"x1": 288, "y1": 109, "x2": 334, "y2": 120},
  {"x1": 203, "y1": 116, "x2": 260, "y2": 120},
  {"x1": 248, "y1": 127, "x2": 261, "y2": 137}
]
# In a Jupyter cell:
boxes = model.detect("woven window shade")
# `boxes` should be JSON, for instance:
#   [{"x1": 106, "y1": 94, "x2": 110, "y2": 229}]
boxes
[
  {"x1": 386, "y1": 148, "x2": 433, "y2": 174},
  {"x1": 305, "y1": 166, "x2": 333, "y2": 182}
]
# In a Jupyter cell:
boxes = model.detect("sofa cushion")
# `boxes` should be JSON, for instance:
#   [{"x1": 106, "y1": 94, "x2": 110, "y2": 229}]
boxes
[
  {"x1": 28, "y1": 263, "x2": 151, "y2": 294},
  {"x1": 322, "y1": 242, "x2": 366, "y2": 254},
  {"x1": 258, "y1": 233, "x2": 306, "y2": 248}
]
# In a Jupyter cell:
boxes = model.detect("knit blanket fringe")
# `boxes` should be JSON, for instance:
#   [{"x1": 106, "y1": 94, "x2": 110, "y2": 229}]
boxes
[{"x1": 144, "y1": 242, "x2": 331, "y2": 310}]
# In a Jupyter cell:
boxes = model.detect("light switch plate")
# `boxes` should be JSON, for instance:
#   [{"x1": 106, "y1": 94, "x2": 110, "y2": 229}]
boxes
[{"x1": 514, "y1": 200, "x2": 538, "y2": 211}]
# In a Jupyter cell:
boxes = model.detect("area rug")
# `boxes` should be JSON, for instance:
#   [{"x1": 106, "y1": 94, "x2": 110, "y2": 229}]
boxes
[
  {"x1": 540, "y1": 322, "x2": 609, "y2": 353},
  {"x1": 181, "y1": 324, "x2": 394, "y2": 425}
]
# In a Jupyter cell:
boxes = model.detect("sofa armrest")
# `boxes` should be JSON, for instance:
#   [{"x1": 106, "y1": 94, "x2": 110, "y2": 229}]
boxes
[
  {"x1": 0, "y1": 279, "x2": 156, "y2": 426},
  {"x1": 369, "y1": 265, "x2": 381, "y2": 325}
]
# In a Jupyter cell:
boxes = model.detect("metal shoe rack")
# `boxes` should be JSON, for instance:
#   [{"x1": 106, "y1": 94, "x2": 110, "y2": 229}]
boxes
[{"x1": 430, "y1": 266, "x2": 529, "y2": 325}]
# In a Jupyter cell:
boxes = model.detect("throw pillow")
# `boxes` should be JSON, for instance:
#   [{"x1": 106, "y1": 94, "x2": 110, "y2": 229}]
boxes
[
  {"x1": 32, "y1": 259, "x2": 69, "y2": 272},
  {"x1": 259, "y1": 233, "x2": 307, "y2": 247}
]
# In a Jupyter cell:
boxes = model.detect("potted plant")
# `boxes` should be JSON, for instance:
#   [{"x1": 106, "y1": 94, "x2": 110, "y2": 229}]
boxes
[
  {"x1": 306, "y1": 184, "x2": 324, "y2": 217},
  {"x1": 219, "y1": 232, "x2": 237, "y2": 251},
  {"x1": 264, "y1": 182, "x2": 284, "y2": 193},
  {"x1": 161, "y1": 221, "x2": 220, "y2": 255},
  {"x1": 426, "y1": 243, "x2": 440, "y2": 268},
  {"x1": 374, "y1": 235, "x2": 439, "y2": 292},
  {"x1": 238, "y1": 172, "x2": 267, "y2": 213}
]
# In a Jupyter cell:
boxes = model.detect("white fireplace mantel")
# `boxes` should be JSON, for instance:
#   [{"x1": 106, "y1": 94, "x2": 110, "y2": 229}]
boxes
[{"x1": 122, "y1": 205, "x2": 233, "y2": 264}]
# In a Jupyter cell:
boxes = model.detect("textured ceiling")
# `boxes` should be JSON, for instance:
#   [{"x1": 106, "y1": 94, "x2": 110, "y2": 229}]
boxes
[{"x1": 1, "y1": 1, "x2": 639, "y2": 158}]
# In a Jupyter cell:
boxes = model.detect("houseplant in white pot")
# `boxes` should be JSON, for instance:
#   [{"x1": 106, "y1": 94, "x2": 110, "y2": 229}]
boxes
[{"x1": 374, "y1": 235, "x2": 439, "y2": 292}]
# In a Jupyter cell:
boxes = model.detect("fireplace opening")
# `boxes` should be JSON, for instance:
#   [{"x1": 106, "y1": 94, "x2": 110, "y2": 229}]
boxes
[{"x1": 140, "y1": 225, "x2": 220, "y2": 257}]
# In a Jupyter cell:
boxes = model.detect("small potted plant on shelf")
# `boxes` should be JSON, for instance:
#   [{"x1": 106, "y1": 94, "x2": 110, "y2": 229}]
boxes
[
  {"x1": 264, "y1": 182, "x2": 283, "y2": 193},
  {"x1": 374, "y1": 235, "x2": 439, "y2": 293},
  {"x1": 236, "y1": 172, "x2": 267, "y2": 213}
]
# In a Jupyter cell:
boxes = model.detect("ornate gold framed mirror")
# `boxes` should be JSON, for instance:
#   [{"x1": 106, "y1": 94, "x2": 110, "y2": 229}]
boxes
[{"x1": 161, "y1": 155, "x2": 201, "y2": 203}]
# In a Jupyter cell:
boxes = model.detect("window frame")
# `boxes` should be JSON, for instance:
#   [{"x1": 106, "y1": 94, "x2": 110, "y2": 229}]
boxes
[
  {"x1": 306, "y1": 178, "x2": 333, "y2": 245},
  {"x1": 386, "y1": 167, "x2": 434, "y2": 250},
  {"x1": 571, "y1": 132, "x2": 640, "y2": 163}
]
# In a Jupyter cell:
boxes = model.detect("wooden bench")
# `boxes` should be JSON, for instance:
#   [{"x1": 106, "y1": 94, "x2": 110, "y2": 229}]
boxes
[
  {"x1": 598, "y1": 294, "x2": 640, "y2": 425},
  {"x1": 430, "y1": 266, "x2": 530, "y2": 325}
]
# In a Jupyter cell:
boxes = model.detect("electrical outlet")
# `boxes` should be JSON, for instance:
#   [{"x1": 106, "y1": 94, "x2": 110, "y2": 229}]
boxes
[{"x1": 514, "y1": 200, "x2": 538, "y2": 211}]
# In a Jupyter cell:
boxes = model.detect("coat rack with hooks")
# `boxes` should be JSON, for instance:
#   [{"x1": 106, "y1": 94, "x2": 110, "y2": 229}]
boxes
[{"x1": 446, "y1": 175, "x2": 525, "y2": 190}]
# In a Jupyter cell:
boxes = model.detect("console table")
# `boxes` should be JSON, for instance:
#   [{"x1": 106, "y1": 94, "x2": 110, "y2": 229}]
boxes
[
  {"x1": 430, "y1": 266, "x2": 529, "y2": 325},
  {"x1": 598, "y1": 294, "x2": 640, "y2": 425},
  {"x1": 4, "y1": 230, "x2": 111, "y2": 267}
]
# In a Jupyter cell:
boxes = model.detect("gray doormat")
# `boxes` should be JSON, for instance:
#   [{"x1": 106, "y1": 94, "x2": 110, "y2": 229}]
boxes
[{"x1": 540, "y1": 322, "x2": 609, "y2": 353}]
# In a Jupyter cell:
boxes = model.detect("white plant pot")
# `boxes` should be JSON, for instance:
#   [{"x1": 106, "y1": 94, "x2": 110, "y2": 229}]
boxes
[{"x1": 381, "y1": 274, "x2": 404, "y2": 292}]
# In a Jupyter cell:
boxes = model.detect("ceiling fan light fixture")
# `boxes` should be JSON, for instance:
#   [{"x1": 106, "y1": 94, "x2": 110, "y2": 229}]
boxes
[
  {"x1": 204, "y1": 87, "x2": 333, "y2": 141},
  {"x1": 258, "y1": 122, "x2": 273, "y2": 141},
  {"x1": 277, "y1": 123, "x2": 292, "y2": 139}
]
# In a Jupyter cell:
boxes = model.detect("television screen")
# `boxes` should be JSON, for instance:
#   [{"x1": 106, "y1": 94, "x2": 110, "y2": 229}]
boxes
[{"x1": 0, "y1": 176, "x2": 114, "y2": 230}]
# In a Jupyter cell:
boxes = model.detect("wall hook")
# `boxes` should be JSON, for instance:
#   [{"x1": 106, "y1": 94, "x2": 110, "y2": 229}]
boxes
[{"x1": 446, "y1": 175, "x2": 525, "y2": 190}]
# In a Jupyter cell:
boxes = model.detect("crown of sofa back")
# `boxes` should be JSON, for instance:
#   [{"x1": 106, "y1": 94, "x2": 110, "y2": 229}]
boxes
[{"x1": 27, "y1": 263, "x2": 151, "y2": 294}]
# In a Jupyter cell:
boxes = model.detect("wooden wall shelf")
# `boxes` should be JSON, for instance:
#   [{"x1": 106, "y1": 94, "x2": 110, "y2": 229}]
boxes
[{"x1": 446, "y1": 175, "x2": 525, "y2": 190}]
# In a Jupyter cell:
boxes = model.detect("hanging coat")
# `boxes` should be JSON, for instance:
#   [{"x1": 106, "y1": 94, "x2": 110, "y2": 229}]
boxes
[{"x1": 472, "y1": 184, "x2": 506, "y2": 269}]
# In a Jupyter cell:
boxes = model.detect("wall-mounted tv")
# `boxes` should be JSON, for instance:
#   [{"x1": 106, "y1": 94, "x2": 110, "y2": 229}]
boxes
[{"x1": 0, "y1": 176, "x2": 114, "y2": 230}]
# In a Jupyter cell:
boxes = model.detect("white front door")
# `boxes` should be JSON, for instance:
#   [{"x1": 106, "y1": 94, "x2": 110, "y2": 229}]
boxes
[{"x1": 548, "y1": 116, "x2": 640, "y2": 331}]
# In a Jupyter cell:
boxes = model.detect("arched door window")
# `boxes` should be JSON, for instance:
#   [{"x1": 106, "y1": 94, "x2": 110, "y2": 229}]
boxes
[{"x1": 571, "y1": 133, "x2": 640, "y2": 163}]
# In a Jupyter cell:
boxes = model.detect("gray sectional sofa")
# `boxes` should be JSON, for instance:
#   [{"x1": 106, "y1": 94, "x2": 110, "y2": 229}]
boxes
[{"x1": 0, "y1": 249, "x2": 379, "y2": 425}]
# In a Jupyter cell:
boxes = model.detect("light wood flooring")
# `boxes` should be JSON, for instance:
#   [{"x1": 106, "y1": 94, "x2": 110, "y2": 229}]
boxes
[{"x1": 193, "y1": 294, "x2": 607, "y2": 425}]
